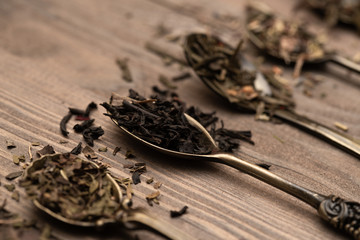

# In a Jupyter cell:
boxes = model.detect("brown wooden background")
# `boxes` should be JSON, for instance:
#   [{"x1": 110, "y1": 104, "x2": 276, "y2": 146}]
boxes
[{"x1": 0, "y1": 0, "x2": 359, "y2": 239}]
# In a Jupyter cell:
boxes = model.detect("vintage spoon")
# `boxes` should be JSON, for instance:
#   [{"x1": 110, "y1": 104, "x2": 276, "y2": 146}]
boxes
[
  {"x1": 21, "y1": 153, "x2": 195, "y2": 240},
  {"x1": 184, "y1": 33, "x2": 360, "y2": 158},
  {"x1": 245, "y1": 2, "x2": 360, "y2": 74},
  {"x1": 106, "y1": 99, "x2": 360, "y2": 239}
]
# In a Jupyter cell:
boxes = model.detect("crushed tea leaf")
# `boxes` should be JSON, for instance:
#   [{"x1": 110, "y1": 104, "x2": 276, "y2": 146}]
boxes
[
  {"x1": 5, "y1": 171, "x2": 23, "y2": 181},
  {"x1": 36, "y1": 145, "x2": 55, "y2": 157},
  {"x1": 170, "y1": 206, "x2": 188, "y2": 218},
  {"x1": 4, "y1": 184, "x2": 15, "y2": 192},
  {"x1": 6, "y1": 140, "x2": 16, "y2": 149},
  {"x1": 82, "y1": 146, "x2": 97, "y2": 159},
  {"x1": 70, "y1": 142, "x2": 82, "y2": 155},
  {"x1": 113, "y1": 146, "x2": 121, "y2": 156}
]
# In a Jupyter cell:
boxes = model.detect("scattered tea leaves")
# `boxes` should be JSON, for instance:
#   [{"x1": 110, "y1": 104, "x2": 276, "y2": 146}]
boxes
[
  {"x1": 116, "y1": 58, "x2": 133, "y2": 82},
  {"x1": 146, "y1": 177, "x2": 154, "y2": 184},
  {"x1": 4, "y1": 184, "x2": 15, "y2": 192},
  {"x1": 6, "y1": 140, "x2": 16, "y2": 149},
  {"x1": 113, "y1": 146, "x2": 121, "y2": 156},
  {"x1": 98, "y1": 147, "x2": 108, "y2": 152},
  {"x1": 36, "y1": 145, "x2": 55, "y2": 157},
  {"x1": 83, "y1": 126, "x2": 104, "y2": 146},
  {"x1": 59, "y1": 140, "x2": 69, "y2": 144},
  {"x1": 60, "y1": 112, "x2": 72, "y2": 137},
  {"x1": 82, "y1": 146, "x2": 97, "y2": 159},
  {"x1": 70, "y1": 142, "x2": 82, "y2": 155},
  {"x1": 11, "y1": 191, "x2": 20, "y2": 202},
  {"x1": 153, "y1": 181, "x2": 162, "y2": 189},
  {"x1": 170, "y1": 206, "x2": 188, "y2": 218},
  {"x1": 125, "y1": 150, "x2": 136, "y2": 159},
  {"x1": 5, "y1": 171, "x2": 23, "y2": 181},
  {"x1": 132, "y1": 171, "x2": 142, "y2": 185},
  {"x1": 31, "y1": 142, "x2": 40, "y2": 146},
  {"x1": 146, "y1": 191, "x2": 160, "y2": 206},
  {"x1": 73, "y1": 119, "x2": 95, "y2": 133}
]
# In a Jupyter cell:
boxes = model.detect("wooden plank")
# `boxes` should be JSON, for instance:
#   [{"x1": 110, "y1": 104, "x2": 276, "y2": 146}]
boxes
[{"x1": 0, "y1": 0, "x2": 359, "y2": 239}]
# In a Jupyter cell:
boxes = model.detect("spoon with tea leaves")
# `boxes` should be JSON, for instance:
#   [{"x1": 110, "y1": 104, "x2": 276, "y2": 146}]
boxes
[
  {"x1": 102, "y1": 93, "x2": 360, "y2": 240},
  {"x1": 245, "y1": 2, "x2": 360, "y2": 76},
  {"x1": 20, "y1": 153, "x2": 195, "y2": 240},
  {"x1": 183, "y1": 33, "x2": 360, "y2": 158}
]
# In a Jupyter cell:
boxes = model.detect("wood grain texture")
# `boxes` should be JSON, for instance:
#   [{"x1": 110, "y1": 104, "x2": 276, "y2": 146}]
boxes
[{"x1": 0, "y1": 0, "x2": 359, "y2": 239}]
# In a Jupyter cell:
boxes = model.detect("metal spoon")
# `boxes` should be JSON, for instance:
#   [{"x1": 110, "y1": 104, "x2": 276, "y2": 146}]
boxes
[
  {"x1": 184, "y1": 33, "x2": 360, "y2": 158},
  {"x1": 245, "y1": 2, "x2": 360, "y2": 74},
  {"x1": 106, "y1": 99, "x2": 360, "y2": 239},
  {"x1": 22, "y1": 153, "x2": 195, "y2": 240}
]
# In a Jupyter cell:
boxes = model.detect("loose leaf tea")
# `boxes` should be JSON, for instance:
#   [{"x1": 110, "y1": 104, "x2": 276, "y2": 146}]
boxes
[
  {"x1": 102, "y1": 89, "x2": 254, "y2": 154},
  {"x1": 82, "y1": 146, "x2": 97, "y2": 159},
  {"x1": 36, "y1": 145, "x2": 55, "y2": 157},
  {"x1": 184, "y1": 33, "x2": 295, "y2": 117},
  {"x1": 170, "y1": 206, "x2": 188, "y2": 218},
  {"x1": 73, "y1": 119, "x2": 95, "y2": 133},
  {"x1": 70, "y1": 142, "x2": 82, "y2": 155},
  {"x1": 83, "y1": 126, "x2": 104, "y2": 146},
  {"x1": 19, "y1": 153, "x2": 121, "y2": 222},
  {"x1": 6, "y1": 140, "x2": 16, "y2": 149},
  {"x1": 246, "y1": 3, "x2": 326, "y2": 64},
  {"x1": 113, "y1": 146, "x2": 121, "y2": 156},
  {"x1": 116, "y1": 58, "x2": 133, "y2": 82},
  {"x1": 302, "y1": 0, "x2": 360, "y2": 31},
  {"x1": 5, "y1": 171, "x2": 23, "y2": 181}
]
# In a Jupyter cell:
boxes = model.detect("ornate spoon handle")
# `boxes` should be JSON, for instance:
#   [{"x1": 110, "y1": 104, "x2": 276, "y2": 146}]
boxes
[
  {"x1": 211, "y1": 153, "x2": 360, "y2": 239},
  {"x1": 318, "y1": 195, "x2": 360, "y2": 240},
  {"x1": 330, "y1": 54, "x2": 360, "y2": 74},
  {"x1": 274, "y1": 109, "x2": 360, "y2": 158}
]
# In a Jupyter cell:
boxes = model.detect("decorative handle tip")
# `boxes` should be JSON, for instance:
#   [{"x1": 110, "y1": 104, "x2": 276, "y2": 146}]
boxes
[{"x1": 318, "y1": 195, "x2": 360, "y2": 240}]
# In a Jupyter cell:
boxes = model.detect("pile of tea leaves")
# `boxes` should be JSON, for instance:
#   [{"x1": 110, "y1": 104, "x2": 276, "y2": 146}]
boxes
[
  {"x1": 184, "y1": 33, "x2": 295, "y2": 115},
  {"x1": 246, "y1": 3, "x2": 326, "y2": 63},
  {"x1": 101, "y1": 89, "x2": 253, "y2": 154},
  {"x1": 19, "y1": 153, "x2": 121, "y2": 222}
]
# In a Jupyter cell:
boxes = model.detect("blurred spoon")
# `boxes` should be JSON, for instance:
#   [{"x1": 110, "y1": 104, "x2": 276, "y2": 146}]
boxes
[
  {"x1": 184, "y1": 33, "x2": 360, "y2": 158},
  {"x1": 246, "y1": 2, "x2": 360, "y2": 74}
]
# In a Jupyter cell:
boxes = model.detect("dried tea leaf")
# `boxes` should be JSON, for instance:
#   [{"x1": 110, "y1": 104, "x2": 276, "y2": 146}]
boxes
[
  {"x1": 98, "y1": 147, "x2": 108, "y2": 152},
  {"x1": 125, "y1": 150, "x2": 136, "y2": 159},
  {"x1": 146, "y1": 190, "x2": 160, "y2": 206},
  {"x1": 334, "y1": 122, "x2": 348, "y2": 132},
  {"x1": 6, "y1": 140, "x2": 16, "y2": 149},
  {"x1": 83, "y1": 126, "x2": 104, "y2": 146},
  {"x1": 13, "y1": 155, "x2": 20, "y2": 165},
  {"x1": 11, "y1": 191, "x2": 20, "y2": 202},
  {"x1": 170, "y1": 206, "x2": 188, "y2": 218},
  {"x1": 257, "y1": 163, "x2": 271, "y2": 170},
  {"x1": 82, "y1": 146, "x2": 97, "y2": 159},
  {"x1": 36, "y1": 145, "x2": 55, "y2": 157},
  {"x1": 60, "y1": 112, "x2": 72, "y2": 137},
  {"x1": 116, "y1": 58, "x2": 132, "y2": 82},
  {"x1": 153, "y1": 181, "x2": 162, "y2": 189},
  {"x1": 5, "y1": 171, "x2": 23, "y2": 181},
  {"x1": 112, "y1": 146, "x2": 121, "y2": 156},
  {"x1": 70, "y1": 142, "x2": 82, "y2": 155},
  {"x1": 31, "y1": 142, "x2": 40, "y2": 146},
  {"x1": 4, "y1": 184, "x2": 15, "y2": 192},
  {"x1": 59, "y1": 140, "x2": 69, "y2": 144},
  {"x1": 146, "y1": 177, "x2": 154, "y2": 184},
  {"x1": 132, "y1": 172, "x2": 142, "y2": 185},
  {"x1": 73, "y1": 119, "x2": 95, "y2": 133}
]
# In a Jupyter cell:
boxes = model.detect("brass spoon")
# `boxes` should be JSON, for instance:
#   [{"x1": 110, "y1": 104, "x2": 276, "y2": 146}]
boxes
[
  {"x1": 107, "y1": 102, "x2": 360, "y2": 239},
  {"x1": 184, "y1": 33, "x2": 360, "y2": 158},
  {"x1": 22, "y1": 153, "x2": 195, "y2": 240},
  {"x1": 246, "y1": 2, "x2": 360, "y2": 74}
]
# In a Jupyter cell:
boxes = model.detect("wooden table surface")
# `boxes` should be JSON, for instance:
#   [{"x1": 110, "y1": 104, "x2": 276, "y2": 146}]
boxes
[{"x1": 0, "y1": 0, "x2": 359, "y2": 239}]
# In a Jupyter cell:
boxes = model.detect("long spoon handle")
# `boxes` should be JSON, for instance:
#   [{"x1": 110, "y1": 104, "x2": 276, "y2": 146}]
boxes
[
  {"x1": 213, "y1": 153, "x2": 360, "y2": 239},
  {"x1": 273, "y1": 109, "x2": 360, "y2": 158},
  {"x1": 329, "y1": 54, "x2": 360, "y2": 74},
  {"x1": 123, "y1": 211, "x2": 197, "y2": 240}
]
